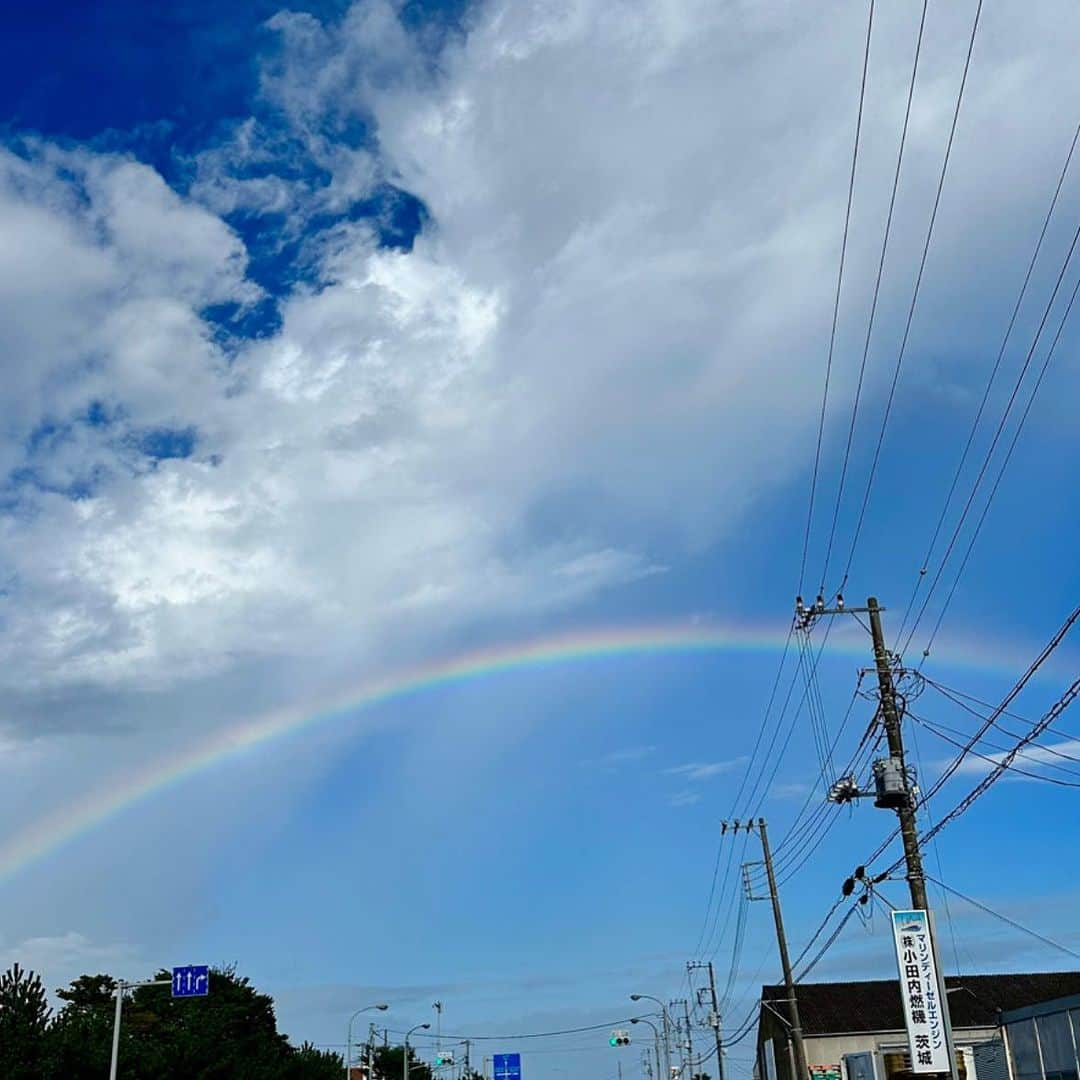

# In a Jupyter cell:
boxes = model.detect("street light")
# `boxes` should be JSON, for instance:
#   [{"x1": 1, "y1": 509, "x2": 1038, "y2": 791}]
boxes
[
  {"x1": 632, "y1": 1016, "x2": 664, "y2": 1080},
  {"x1": 405, "y1": 1023, "x2": 432, "y2": 1080},
  {"x1": 346, "y1": 1004, "x2": 390, "y2": 1080},
  {"x1": 630, "y1": 996, "x2": 673, "y2": 1080}
]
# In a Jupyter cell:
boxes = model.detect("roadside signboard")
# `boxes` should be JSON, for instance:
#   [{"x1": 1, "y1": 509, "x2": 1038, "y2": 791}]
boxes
[
  {"x1": 171, "y1": 965, "x2": 210, "y2": 998},
  {"x1": 891, "y1": 910, "x2": 948, "y2": 1074}
]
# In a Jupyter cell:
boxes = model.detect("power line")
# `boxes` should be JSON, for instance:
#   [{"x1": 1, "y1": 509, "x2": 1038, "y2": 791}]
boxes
[
  {"x1": 385, "y1": 1021, "x2": 645, "y2": 1042},
  {"x1": 860, "y1": 603, "x2": 1080, "y2": 871},
  {"x1": 925, "y1": 874, "x2": 1080, "y2": 962},
  {"x1": 909, "y1": 709, "x2": 1080, "y2": 787},
  {"x1": 919, "y1": 684, "x2": 1080, "y2": 770},
  {"x1": 918, "y1": 669, "x2": 1080, "y2": 847},
  {"x1": 818, "y1": 0, "x2": 929, "y2": 593},
  {"x1": 917, "y1": 266, "x2": 1080, "y2": 660},
  {"x1": 902, "y1": 219, "x2": 1080, "y2": 660},
  {"x1": 923, "y1": 676, "x2": 1080, "y2": 743},
  {"x1": 795, "y1": 901, "x2": 863, "y2": 982},
  {"x1": 799, "y1": 0, "x2": 876, "y2": 594},
  {"x1": 895, "y1": 121, "x2": 1080, "y2": 649},
  {"x1": 694, "y1": 625, "x2": 795, "y2": 955},
  {"x1": 838, "y1": 0, "x2": 985, "y2": 591}
]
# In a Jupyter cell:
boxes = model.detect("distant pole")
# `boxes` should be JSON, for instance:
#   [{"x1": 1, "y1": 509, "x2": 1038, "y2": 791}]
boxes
[
  {"x1": 706, "y1": 962, "x2": 723, "y2": 1080},
  {"x1": 687, "y1": 960, "x2": 724, "y2": 1080},
  {"x1": 683, "y1": 999, "x2": 694, "y2": 1078},
  {"x1": 727, "y1": 819, "x2": 809, "y2": 1080},
  {"x1": 758, "y1": 819, "x2": 809, "y2": 1080},
  {"x1": 108, "y1": 983, "x2": 124, "y2": 1080},
  {"x1": 406, "y1": 1022, "x2": 431, "y2": 1080}
]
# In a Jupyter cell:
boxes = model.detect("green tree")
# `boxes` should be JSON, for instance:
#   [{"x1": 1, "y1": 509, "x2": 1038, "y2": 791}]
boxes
[
  {"x1": 373, "y1": 1043, "x2": 435, "y2": 1080},
  {"x1": 0, "y1": 963, "x2": 52, "y2": 1079},
  {"x1": 283, "y1": 1041, "x2": 345, "y2": 1079},
  {"x1": 46, "y1": 973, "x2": 118, "y2": 1076},
  {"x1": 123, "y1": 965, "x2": 291, "y2": 1077}
]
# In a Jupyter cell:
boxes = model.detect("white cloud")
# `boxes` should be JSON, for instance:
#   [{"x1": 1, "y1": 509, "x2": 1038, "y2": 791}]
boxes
[
  {"x1": 669, "y1": 790, "x2": 702, "y2": 807},
  {"x1": 0, "y1": 932, "x2": 143, "y2": 999},
  {"x1": 595, "y1": 744, "x2": 657, "y2": 769},
  {"x1": 665, "y1": 758, "x2": 747, "y2": 782},
  {"x1": 0, "y1": 0, "x2": 1077, "y2": 725},
  {"x1": 948, "y1": 738, "x2": 1080, "y2": 778}
]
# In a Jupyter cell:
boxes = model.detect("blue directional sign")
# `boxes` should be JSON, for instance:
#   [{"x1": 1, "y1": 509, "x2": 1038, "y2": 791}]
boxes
[
  {"x1": 172, "y1": 965, "x2": 210, "y2": 998},
  {"x1": 494, "y1": 1054, "x2": 521, "y2": 1080}
]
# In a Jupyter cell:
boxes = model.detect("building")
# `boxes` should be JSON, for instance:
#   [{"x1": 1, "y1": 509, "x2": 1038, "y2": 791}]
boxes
[
  {"x1": 755, "y1": 973, "x2": 1080, "y2": 1080},
  {"x1": 1000, "y1": 992, "x2": 1080, "y2": 1080}
]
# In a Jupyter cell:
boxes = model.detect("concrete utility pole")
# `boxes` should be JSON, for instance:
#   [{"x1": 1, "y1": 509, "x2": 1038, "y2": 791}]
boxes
[
  {"x1": 727, "y1": 819, "x2": 809, "y2": 1080},
  {"x1": 688, "y1": 960, "x2": 724, "y2": 1080},
  {"x1": 867, "y1": 597, "x2": 928, "y2": 909},
  {"x1": 682, "y1": 999, "x2": 694, "y2": 1078},
  {"x1": 812, "y1": 594, "x2": 960, "y2": 1080}
]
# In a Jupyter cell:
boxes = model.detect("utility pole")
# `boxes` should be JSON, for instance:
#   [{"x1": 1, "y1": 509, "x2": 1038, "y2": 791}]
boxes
[
  {"x1": 811, "y1": 594, "x2": 960, "y2": 1080},
  {"x1": 726, "y1": 819, "x2": 809, "y2": 1080},
  {"x1": 867, "y1": 597, "x2": 928, "y2": 909},
  {"x1": 668, "y1": 1000, "x2": 687, "y2": 1078},
  {"x1": 688, "y1": 960, "x2": 724, "y2": 1080},
  {"x1": 682, "y1": 999, "x2": 696, "y2": 1079}
]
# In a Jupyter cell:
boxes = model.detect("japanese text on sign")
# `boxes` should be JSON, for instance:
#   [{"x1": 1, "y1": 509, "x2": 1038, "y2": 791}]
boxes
[{"x1": 892, "y1": 910, "x2": 950, "y2": 1074}]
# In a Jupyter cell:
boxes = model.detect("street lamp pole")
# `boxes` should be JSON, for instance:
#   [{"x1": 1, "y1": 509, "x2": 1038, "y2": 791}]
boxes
[
  {"x1": 345, "y1": 1003, "x2": 389, "y2": 1080},
  {"x1": 632, "y1": 1015, "x2": 664, "y2": 1080},
  {"x1": 405, "y1": 1022, "x2": 432, "y2": 1080},
  {"x1": 631, "y1": 996, "x2": 673, "y2": 1080},
  {"x1": 109, "y1": 977, "x2": 173, "y2": 1080}
]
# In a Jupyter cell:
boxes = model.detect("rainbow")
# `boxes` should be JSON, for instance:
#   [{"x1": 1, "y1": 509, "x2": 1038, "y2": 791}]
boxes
[{"x1": 0, "y1": 620, "x2": 1044, "y2": 885}]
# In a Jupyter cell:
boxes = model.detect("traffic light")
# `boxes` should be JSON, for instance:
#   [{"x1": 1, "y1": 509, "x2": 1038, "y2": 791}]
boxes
[
  {"x1": 609, "y1": 1030, "x2": 630, "y2": 1046},
  {"x1": 435, "y1": 1054, "x2": 455, "y2": 1067}
]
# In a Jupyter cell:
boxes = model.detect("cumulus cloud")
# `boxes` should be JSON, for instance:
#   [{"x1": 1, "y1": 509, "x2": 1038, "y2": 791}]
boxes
[{"x1": 1, "y1": 0, "x2": 1078, "y2": 731}]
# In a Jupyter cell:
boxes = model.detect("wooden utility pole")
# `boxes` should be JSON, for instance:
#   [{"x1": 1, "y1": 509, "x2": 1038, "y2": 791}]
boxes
[
  {"x1": 725, "y1": 819, "x2": 809, "y2": 1080},
  {"x1": 759, "y1": 819, "x2": 810, "y2": 1080}
]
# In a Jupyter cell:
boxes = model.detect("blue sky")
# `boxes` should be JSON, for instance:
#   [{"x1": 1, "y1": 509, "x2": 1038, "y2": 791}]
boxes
[{"x1": 1, "y1": 0, "x2": 1080, "y2": 1076}]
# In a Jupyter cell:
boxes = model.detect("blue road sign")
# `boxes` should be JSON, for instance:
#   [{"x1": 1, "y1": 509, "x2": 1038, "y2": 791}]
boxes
[
  {"x1": 494, "y1": 1054, "x2": 521, "y2": 1080},
  {"x1": 172, "y1": 965, "x2": 210, "y2": 998}
]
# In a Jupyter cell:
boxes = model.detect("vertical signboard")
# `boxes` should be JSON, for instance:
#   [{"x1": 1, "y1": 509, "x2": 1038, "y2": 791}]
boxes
[{"x1": 892, "y1": 910, "x2": 949, "y2": 1074}]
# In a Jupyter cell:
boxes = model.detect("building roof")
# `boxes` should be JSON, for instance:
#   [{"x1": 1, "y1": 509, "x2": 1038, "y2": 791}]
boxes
[{"x1": 761, "y1": 973, "x2": 1080, "y2": 1035}]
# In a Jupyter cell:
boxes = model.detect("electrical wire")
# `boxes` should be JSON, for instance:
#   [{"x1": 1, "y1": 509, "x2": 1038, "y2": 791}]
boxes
[
  {"x1": 924, "y1": 874, "x2": 1080, "y2": 961},
  {"x1": 917, "y1": 267, "x2": 1080, "y2": 661},
  {"x1": 818, "y1": 0, "x2": 929, "y2": 594},
  {"x1": 694, "y1": 625, "x2": 795, "y2": 956},
  {"x1": 799, "y1": 0, "x2": 876, "y2": 595},
  {"x1": 839, "y1": 0, "x2": 985, "y2": 592},
  {"x1": 911, "y1": 706, "x2": 1080, "y2": 779},
  {"x1": 862, "y1": 602, "x2": 1080, "y2": 874},
  {"x1": 895, "y1": 121, "x2": 1080, "y2": 649},
  {"x1": 794, "y1": 901, "x2": 863, "y2": 982},
  {"x1": 902, "y1": 220, "x2": 1080, "y2": 661},
  {"x1": 774, "y1": 681, "x2": 868, "y2": 854},
  {"x1": 909, "y1": 710, "x2": 1080, "y2": 787},
  {"x1": 924, "y1": 676, "x2": 1080, "y2": 744},
  {"x1": 385, "y1": 1021, "x2": 647, "y2": 1042}
]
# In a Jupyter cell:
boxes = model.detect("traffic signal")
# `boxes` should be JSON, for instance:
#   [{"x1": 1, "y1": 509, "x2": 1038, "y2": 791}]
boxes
[
  {"x1": 435, "y1": 1054, "x2": 455, "y2": 1067},
  {"x1": 610, "y1": 1030, "x2": 630, "y2": 1046}
]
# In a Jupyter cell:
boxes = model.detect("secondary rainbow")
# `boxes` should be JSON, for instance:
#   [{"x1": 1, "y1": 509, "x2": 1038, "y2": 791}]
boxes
[{"x1": 0, "y1": 619, "x2": 1035, "y2": 885}]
